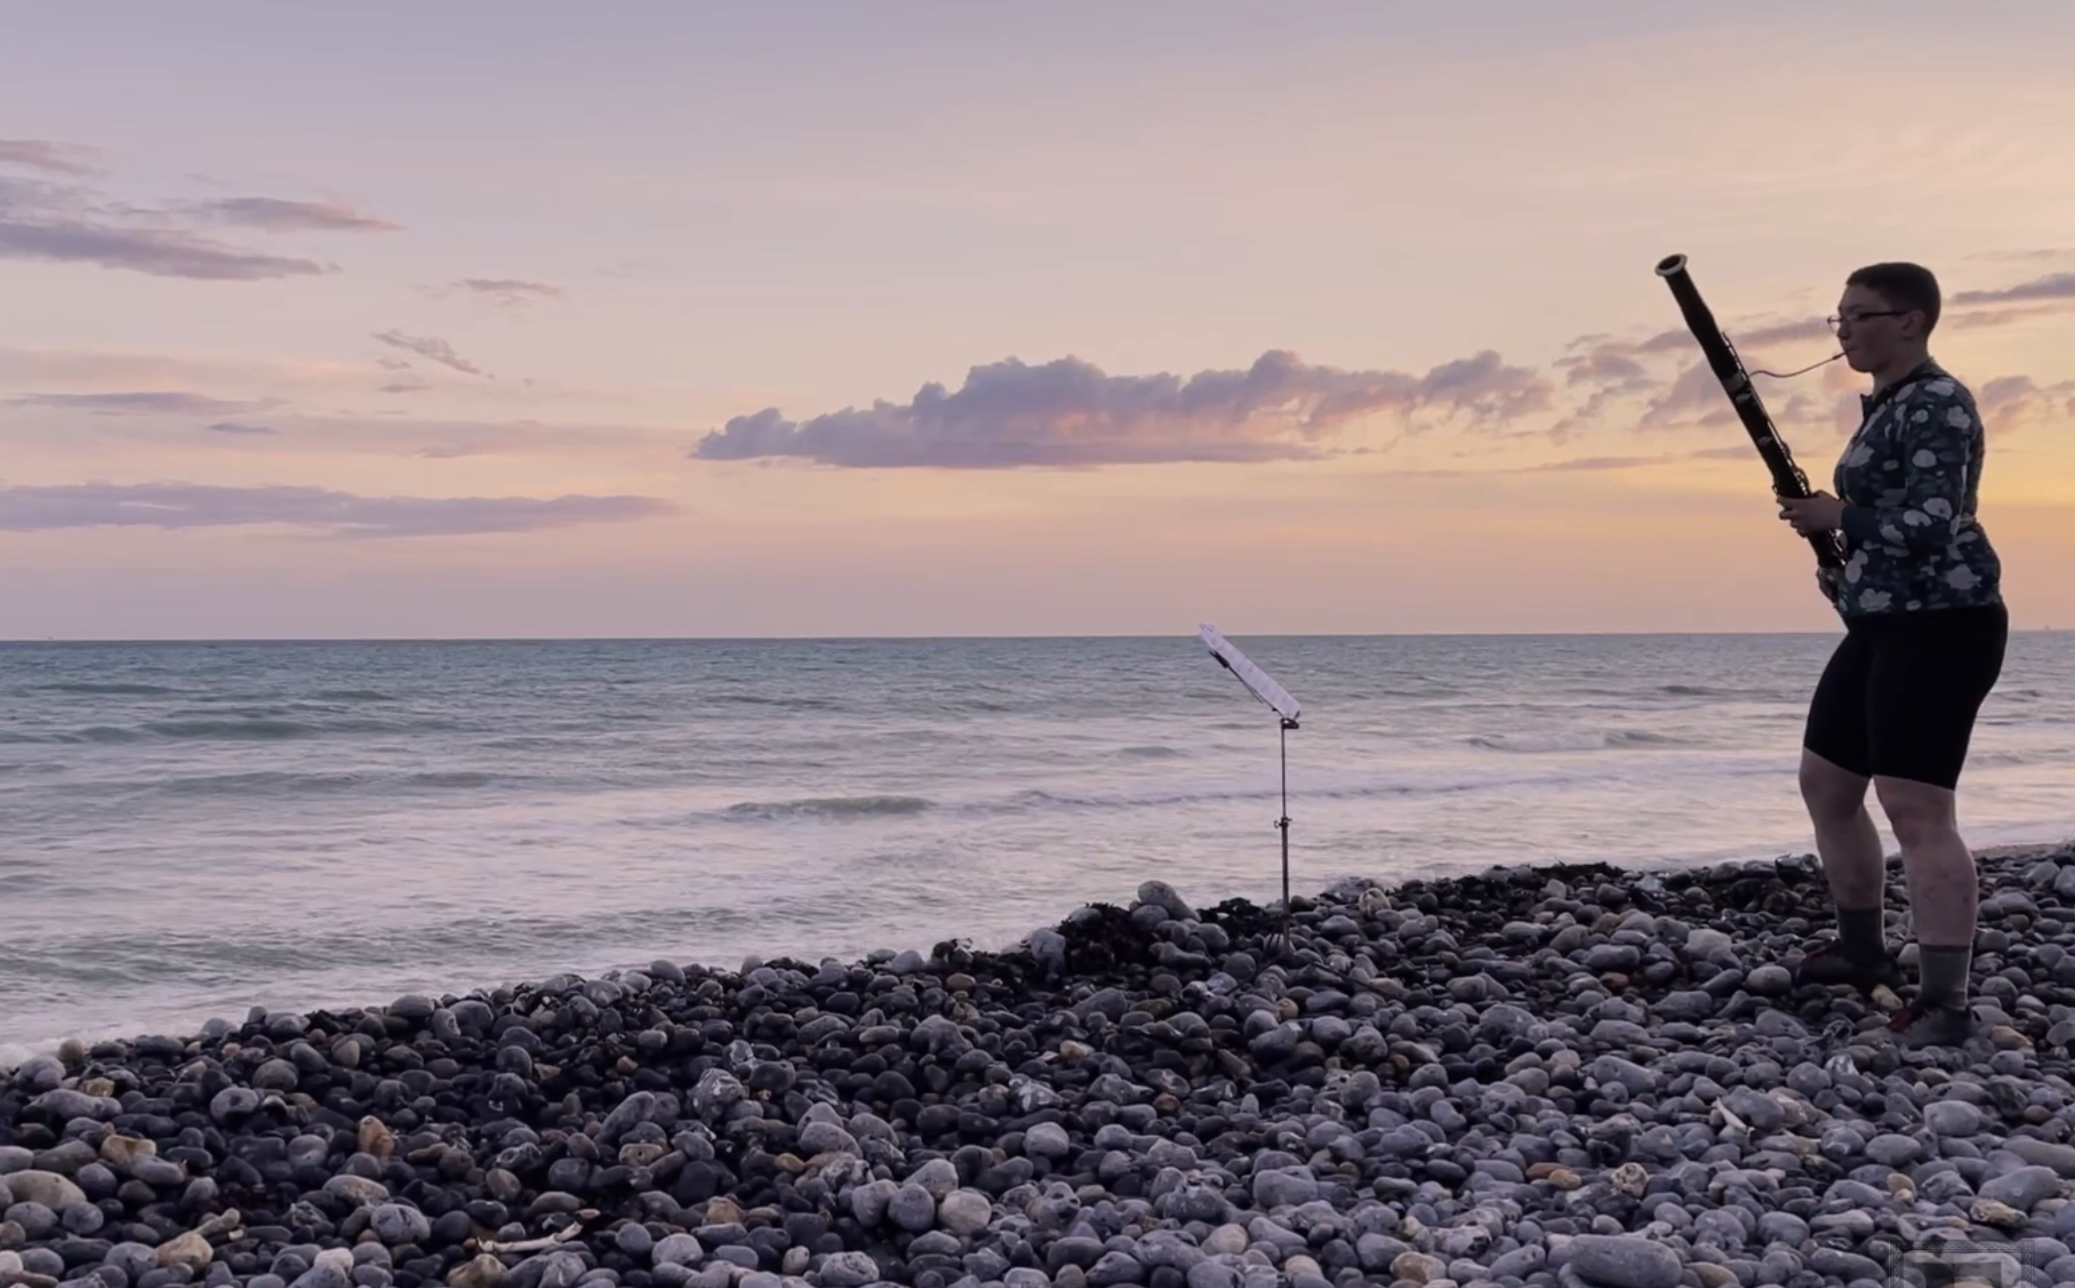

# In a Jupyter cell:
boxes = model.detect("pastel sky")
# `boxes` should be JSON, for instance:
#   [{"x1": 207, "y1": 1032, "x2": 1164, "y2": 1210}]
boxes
[{"x1": 4, "y1": 1, "x2": 2073, "y2": 639}]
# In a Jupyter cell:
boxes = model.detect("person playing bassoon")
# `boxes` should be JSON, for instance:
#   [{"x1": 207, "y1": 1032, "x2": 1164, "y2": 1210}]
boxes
[{"x1": 1775, "y1": 261, "x2": 2009, "y2": 1048}]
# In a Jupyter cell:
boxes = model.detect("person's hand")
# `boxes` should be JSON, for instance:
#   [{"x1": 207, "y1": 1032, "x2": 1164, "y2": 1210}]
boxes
[{"x1": 1778, "y1": 491, "x2": 1846, "y2": 536}]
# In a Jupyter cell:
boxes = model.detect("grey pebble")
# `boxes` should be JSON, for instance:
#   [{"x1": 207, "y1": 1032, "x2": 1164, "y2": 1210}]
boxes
[{"x1": 3, "y1": 851, "x2": 2075, "y2": 1288}]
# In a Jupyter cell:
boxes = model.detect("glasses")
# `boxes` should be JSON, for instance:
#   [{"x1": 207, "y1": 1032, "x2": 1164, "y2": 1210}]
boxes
[{"x1": 1826, "y1": 309, "x2": 1907, "y2": 333}]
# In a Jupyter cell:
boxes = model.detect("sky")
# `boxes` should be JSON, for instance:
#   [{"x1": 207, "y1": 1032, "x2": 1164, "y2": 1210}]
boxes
[{"x1": 3, "y1": 1, "x2": 2073, "y2": 639}]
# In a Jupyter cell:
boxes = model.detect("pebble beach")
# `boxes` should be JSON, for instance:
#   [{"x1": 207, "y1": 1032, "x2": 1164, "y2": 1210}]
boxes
[{"x1": 9, "y1": 843, "x2": 2075, "y2": 1288}]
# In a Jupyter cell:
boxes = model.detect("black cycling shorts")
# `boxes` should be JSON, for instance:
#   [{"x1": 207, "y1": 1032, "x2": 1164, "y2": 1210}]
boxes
[{"x1": 1802, "y1": 602, "x2": 2009, "y2": 790}]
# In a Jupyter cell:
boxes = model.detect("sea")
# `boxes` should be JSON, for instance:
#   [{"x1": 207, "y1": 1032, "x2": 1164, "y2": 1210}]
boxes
[{"x1": 2, "y1": 632, "x2": 2071, "y2": 1059}]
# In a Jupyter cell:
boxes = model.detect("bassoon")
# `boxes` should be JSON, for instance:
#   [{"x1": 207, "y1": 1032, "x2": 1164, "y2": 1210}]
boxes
[{"x1": 1653, "y1": 253, "x2": 1846, "y2": 569}]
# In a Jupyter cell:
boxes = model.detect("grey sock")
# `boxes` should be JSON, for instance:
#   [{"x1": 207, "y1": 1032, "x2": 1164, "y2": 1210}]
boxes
[
  {"x1": 1837, "y1": 905, "x2": 1886, "y2": 961},
  {"x1": 1918, "y1": 945, "x2": 1973, "y2": 1009}
]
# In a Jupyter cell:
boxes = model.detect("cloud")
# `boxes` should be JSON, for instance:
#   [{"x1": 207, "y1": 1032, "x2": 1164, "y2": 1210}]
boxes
[
  {"x1": 0, "y1": 216, "x2": 333, "y2": 281},
  {"x1": 692, "y1": 348, "x2": 1552, "y2": 469},
  {"x1": 1547, "y1": 265, "x2": 2075, "y2": 443},
  {"x1": 0, "y1": 344, "x2": 373, "y2": 394},
  {"x1": 370, "y1": 330, "x2": 488, "y2": 377},
  {"x1": 1950, "y1": 272, "x2": 2075, "y2": 307},
  {"x1": 1404, "y1": 443, "x2": 1767, "y2": 480},
  {"x1": 1975, "y1": 375, "x2": 2075, "y2": 430},
  {"x1": 1521, "y1": 453, "x2": 1679, "y2": 473},
  {"x1": 183, "y1": 197, "x2": 401, "y2": 234},
  {"x1": 0, "y1": 398, "x2": 676, "y2": 460},
  {"x1": 0, "y1": 153, "x2": 353, "y2": 281},
  {"x1": 427, "y1": 278, "x2": 565, "y2": 309},
  {"x1": 0, "y1": 482, "x2": 678, "y2": 539},
  {"x1": 1966, "y1": 247, "x2": 2075, "y2": 264},
  {"x1": 1946, "y1": 305, "x2": 2067, "y2": 332},
  {"x1": 0, "y1": 138, "x2": 103, "y2": 177},
  {"x1": 4, "y1": 391, "x2": 281, "y2": 416},
  {"x1": 1584, "y1": 271, "x2": 2072, "y2": 393}
]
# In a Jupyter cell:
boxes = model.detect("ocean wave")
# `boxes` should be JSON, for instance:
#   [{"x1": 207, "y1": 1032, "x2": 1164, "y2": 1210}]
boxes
[
  {"x1": 406, "y1": 771, "x2": 498, "y2": 789},
  {"x1": 1466, "y1": 729, "x2": 1687, "y2": 753},
  {"x1": 155, "y1": 770, "x2": 372, "y2": 796},
  {"x1": 720, "y1": 794, "x2": 934, "y2": 821},
  {"x1": 27, "y1": 681, "x2": 178, "y2": 696},
  {"x1": 1119, "y1": 745, "x2": 1183, "y2": 758},
  {"x1": 146, "y1": 768, "x2": 501, "y2": 796},
  {"x1": 6, "y1": 715, "x2": 466, "y2": 744},
  {"x1": 705, "y1": 693, "x2": 839, "y2": 710},
  {"x1": 0, "y1": 725, "x2": 144, "y2": 745},
  {"x1": 988, "y1": 751, "x2": 1780, "y2": 816},
  {"x1": 0, "y1": 880, "x2": 1031, "y2": 1052},
  {"x1": 1970, "y1": 748, "x2": 2061, "y2": 768},
  {"x1": 140, "y1": 718, "x2": 349, "y2": 740},
  {"x1": 1002, "y1": 778, "x2": 1510, "y2": 814},
  {"x1": 107, "y1": 763, "x2": 518, "y2": 792}
]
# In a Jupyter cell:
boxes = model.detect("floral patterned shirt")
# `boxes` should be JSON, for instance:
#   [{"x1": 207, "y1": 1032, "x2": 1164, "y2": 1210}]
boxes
[{"x1": 1823, "y1": 359, "x2": 2003, "y2": 618}]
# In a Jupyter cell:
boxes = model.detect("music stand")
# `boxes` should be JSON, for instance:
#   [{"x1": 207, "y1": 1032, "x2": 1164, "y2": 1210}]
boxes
[{"x1": 1198, "y1": 624, "x2": 1304, "y2": 956}]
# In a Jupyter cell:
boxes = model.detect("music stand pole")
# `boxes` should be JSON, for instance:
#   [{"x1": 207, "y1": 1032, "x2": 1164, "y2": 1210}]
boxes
[{"x1": 1275, "y1": 714, "x2": 1295, "y2": 955}]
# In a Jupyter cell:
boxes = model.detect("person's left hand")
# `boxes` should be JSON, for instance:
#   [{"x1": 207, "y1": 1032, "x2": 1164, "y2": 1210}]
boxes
[{"x1": 1778, "y1": 491, "x2": 1846, "y2": 535}]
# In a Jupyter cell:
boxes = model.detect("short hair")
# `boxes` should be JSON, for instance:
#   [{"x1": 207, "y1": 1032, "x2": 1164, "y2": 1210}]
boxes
[{"x1": 1847, "y1": 261, "x2": 1942, "y2": 334}]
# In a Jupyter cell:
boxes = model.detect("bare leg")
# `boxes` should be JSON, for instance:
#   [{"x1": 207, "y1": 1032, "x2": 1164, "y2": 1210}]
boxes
[
  {"x1": 1875, "y1": 775, "x2": 1978, "y2": 1044},
  {"x1": 1800, "y1": 748, "x2": 1883, "y2": 909},
  {"x1": 1876, "y1": 776, "x2": 1978, "y2": 948},
  {"x1": 1791, "y1": 747, "x2": 1900, "y2": 989}
]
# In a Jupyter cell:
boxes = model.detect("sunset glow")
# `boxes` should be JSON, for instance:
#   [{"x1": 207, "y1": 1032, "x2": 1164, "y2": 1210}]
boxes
[{"x1": 5, "y1": 2, "x2": 2072, "y2": 638}]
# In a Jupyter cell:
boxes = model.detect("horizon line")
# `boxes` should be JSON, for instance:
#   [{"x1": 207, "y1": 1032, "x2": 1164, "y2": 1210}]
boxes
[{"x1": 11, "y1": 625, "x2": 2068, "y2": 646}]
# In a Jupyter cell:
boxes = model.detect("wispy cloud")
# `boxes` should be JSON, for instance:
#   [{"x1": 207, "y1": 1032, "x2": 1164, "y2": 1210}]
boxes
[
  {"x1": 0, "y1": 138, "x2": 104, "y2": 177},
  {"x1": 4, "y1": 391, "x2": 281, "y2": 416},
  {"x1": 182, "y1": 197, "x2": 401, "y2": 234},
  {"x1": 0, "y1": 482, "x2": 678, "y2": 539},
  {"x1": 0, "y1": 150, "x2": 374, "y2": 281},
  {"x1": 426, "y1": 278, "x2": 565, "y2": 309},
  {"x1": 0, "y1": 396, "x2": 676, "y2": 459},
  {"x1": 0, "y1": 216, "x2": 333, "y2": 281},
  {"x1": 1520, "y1": 452, "x2": 1682, "y2": 473},
  {"x1": 693, "y1": 348, "x2": 1551, "y2": 469},
  {"x1": 1551, "y1": 265, "x2": 2075, "y2": 441},
  {"x1": 1402, "y1": 443, "x2": 1760, "y2": 480},
  {"x1": 1965, "y1": 247, "x2": 2075, "y2": 266},
  {"x1": 1951, "y1": 272, "x2": 2075, "y2": 307},
  {"x1": 370, "y1": 330, "x2": 488, "y2": 377},
  {"x1": 0, "y1": 171, "x2": 334, "y2": 282},
  {"x1": 1975, "y1": 374, "x2": 2075, "y2": 430},
  {"x1": 0, "y1": 345, "x2": 373, "y2": 393}
]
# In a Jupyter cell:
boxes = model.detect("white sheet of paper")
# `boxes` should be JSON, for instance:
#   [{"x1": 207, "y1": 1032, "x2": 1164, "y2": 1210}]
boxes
[{"x1": 1198, "y1": 623, "x2": 1301, "y2": 725}]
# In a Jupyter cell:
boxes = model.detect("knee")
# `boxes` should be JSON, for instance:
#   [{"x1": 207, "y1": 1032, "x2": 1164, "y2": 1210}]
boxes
[
  {"x1": 1874, "y1": 778, "x2": 1957, "y2": 846},
  {"x1": 1799, "y1": 752, "x2": 1867, "y2": 822}
]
